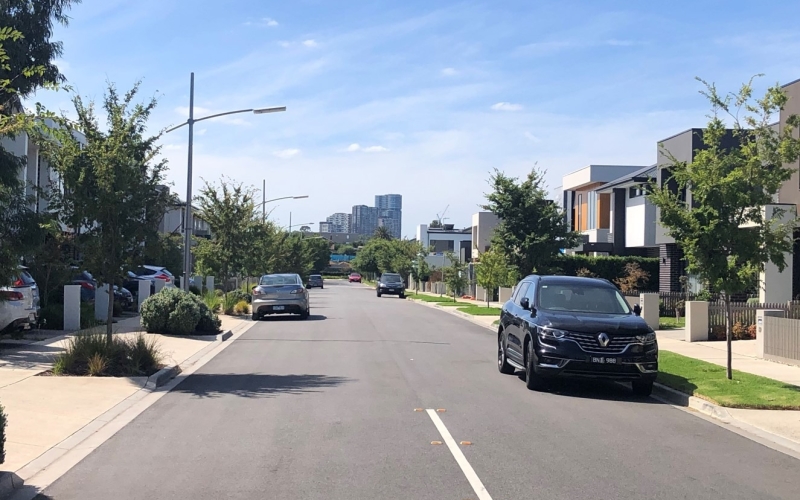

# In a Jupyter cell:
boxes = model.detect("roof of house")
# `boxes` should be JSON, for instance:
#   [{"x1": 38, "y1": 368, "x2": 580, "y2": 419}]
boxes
[{"x1": 596, "y1": 164, "x2": 657, "y2": 192}]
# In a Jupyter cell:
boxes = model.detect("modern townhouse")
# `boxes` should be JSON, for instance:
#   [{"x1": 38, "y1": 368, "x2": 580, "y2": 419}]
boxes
[{"x1": 559, "y1": 77, "x2": 800, "y2": 300}]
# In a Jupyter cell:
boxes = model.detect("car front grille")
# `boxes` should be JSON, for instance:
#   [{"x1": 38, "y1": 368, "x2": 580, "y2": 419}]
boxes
[{"x1": 564, "y1": 331, "x2": 638, "y2": 354}]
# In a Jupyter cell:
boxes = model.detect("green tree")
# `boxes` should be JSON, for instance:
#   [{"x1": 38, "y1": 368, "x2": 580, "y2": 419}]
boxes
[
  {"x1": 648, "y1": 76, "x2": 800, "y2": 380},
  {"x1": 303, "y1": 236, "x2": 331, "y2": 273},
  {"x1": 443, "y1": 251, "x2": 467, "y2": 300},
  {"x1": 194, "y1": 178, "x2": 256, "y2": 289},
  {"x1": 41, "y1": 82, "x2": 170, "y2": 341},
  {"x1": 143, "y1": 233, "x2": 183, "y2": 278},
  {"x1": 475, "y1": 248, "x2": 512, "y2": 307},
  {"x1": 409, "y1": 244, "x2": 431, "y2": 289},
  {"x1": 482, "y1": 166, "x2": 578, "y2": 279},
  {"x1": 374, "y1": 225, "x2": 393, "y2": 241},
  {"x1": 242, "y1": 220, "x2": 283, "y2": 277},
  {"x1": 0, "y1": 0, "x2": 80, "y2": 287}
]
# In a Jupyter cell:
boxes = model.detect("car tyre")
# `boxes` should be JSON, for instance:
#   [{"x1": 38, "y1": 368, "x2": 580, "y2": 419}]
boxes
[
  {"x1": 399, "y1": 293, "x2": 405, "y2": 299},
  {"x1": 498, "y1": 333, "x2": 515, "y2": 374},
  {"x1": 631, "y1": 380, "x2": 654, "y2": 397},
  {"x1": 377, "y1": 291, "x2": 382, "y2": 298},
  {"x1": 251, "y1": 313, "x2": 260, "y2": 321},
  {"x1": 525, "y1": 340, "x2": 546, "y2": 391},
  {"x1": 300, "y1": 308, "x2": 310, "y2": 320}
]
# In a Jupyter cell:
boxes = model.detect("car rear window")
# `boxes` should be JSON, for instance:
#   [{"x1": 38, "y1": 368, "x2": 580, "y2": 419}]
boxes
[
  {"x1": 310, "y1": 275, "x2": 321, "y2": 279},
  {"x1": 13, "y1": 271, "x2": 36, "y2": 286},
  {"x1": 260, "y1": 275, "x2": 301, "y2": 286}
]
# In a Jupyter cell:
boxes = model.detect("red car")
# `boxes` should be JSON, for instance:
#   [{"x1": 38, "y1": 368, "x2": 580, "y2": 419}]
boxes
[{"x1": 348, "y1": 273, "x2": 362, "y2": 283}]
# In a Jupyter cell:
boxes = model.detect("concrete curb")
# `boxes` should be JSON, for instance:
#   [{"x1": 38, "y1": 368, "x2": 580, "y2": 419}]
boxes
[
  {"x1": 0, "y1": 472, "x2": 23, "y2": 500},
  {"x1": 651, "y1": 383, "x2": 732, "y2": 422},
  {"x1": 408, "y1": 298, "x2": 499, "y2": 333},
  {"x1": 144, "y1": 365, "x2": 182, "y2": 390},
  {"x1": 3, "y1": 323, "x2": 254, "y2": 499}
]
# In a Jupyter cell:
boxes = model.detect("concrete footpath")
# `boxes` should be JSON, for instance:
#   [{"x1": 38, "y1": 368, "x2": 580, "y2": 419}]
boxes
[
  {"x1": 0, "y1": 315, "x2": 251, "y2": 487},
  {"x1": 408, "y1": 294, "x2": 800, "y2": 449}
]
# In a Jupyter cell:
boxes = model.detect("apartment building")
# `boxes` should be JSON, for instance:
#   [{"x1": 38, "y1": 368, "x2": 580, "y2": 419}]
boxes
[
  {"x1": 559, "y1": 77, "x2": 800, "y2": 299},
  {"x1": 351, "y1": 205, "x2": 379, "y2": 236},
  {"x1": 375, "y1": 194, "x2": 402, "y2": 239},
  {"x1": 324, "y1": 212, "x2": 351, "y2": 233}
]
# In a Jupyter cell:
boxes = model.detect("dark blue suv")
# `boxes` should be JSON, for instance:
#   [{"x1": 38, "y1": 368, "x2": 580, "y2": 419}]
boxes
[{"x1": 497, "y1": 275, "x2": 658, "y2": 396}]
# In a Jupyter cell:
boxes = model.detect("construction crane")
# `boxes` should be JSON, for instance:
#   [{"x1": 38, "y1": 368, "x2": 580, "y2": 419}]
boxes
[{"x1": 435, "y1": 205, "x2": 450, "y2": 227}]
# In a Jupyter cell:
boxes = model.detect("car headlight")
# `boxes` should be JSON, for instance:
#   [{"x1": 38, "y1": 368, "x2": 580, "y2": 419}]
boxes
[
  {"x1": 539, "y1": 327, "x2": 567, "y2": 339},
  {"x1": 380, "y1": 283, "x2": 387, "y2": 288},
  {"x1": 636, "y1": 332, "x2": 657, "y2": 344}
]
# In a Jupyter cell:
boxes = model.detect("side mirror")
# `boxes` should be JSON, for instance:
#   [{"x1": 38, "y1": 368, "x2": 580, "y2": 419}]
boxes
[
  {"x1": 633, "y1": 304, "x2": 641, "y2": 316},
  {"x1": 520, "y1": 297, "x2": 530, "y2": 311},
  {"x1": 529, "y1": 307, "x2": 537, "y2": 317}
]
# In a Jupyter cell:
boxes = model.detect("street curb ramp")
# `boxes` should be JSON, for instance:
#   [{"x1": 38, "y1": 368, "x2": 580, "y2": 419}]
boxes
[{"x1": 650, "y1": 383, "x2": 732, "y2": 422}]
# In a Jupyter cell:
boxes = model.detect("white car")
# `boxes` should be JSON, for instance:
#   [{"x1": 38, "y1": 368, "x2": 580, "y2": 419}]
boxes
[{"x1": 0, "y1": 268, "x2": 40, "y2": 333}]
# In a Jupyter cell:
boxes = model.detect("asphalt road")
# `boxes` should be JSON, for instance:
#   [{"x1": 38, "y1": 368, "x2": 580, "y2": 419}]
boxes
[{"x1": 36, "y1": 280, "x2": 800, "y2": 499}]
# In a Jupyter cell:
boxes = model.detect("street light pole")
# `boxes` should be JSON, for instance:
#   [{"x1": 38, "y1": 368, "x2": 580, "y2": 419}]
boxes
[
  {"x1": 183, "y1": 73, "x2": 195, "y2": 291},
  {"x1": 165, "y1": 74, "x2": 286, "y2": 291},
  {"x1": 262, "y1": 179, "x2": 266, "y2": 222}
]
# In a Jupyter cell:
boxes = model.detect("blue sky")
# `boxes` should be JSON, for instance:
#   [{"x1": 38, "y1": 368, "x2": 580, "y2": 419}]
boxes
[{"x1": 31, "y1": 0, "x2": 800, "y2": 237}]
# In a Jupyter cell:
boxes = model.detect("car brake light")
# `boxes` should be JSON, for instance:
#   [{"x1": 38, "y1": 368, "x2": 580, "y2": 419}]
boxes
[
  {"x1": 13, "y1": 278, "x2": 23, "y2": 287},
  {"x1": 290, "y1": 288, "x2": 303, "y2": 294},
  {"x1": 80, "y1": 282, "x2": 95, "y2": 290},
  {"x1": 0, "y1": 291, "x2": 23, "y2": 301}
]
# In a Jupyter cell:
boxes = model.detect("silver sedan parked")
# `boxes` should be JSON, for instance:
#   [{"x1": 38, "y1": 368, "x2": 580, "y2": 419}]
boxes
[{"x1": 251, "y1": 273, "x2": 310, "y2": 320}]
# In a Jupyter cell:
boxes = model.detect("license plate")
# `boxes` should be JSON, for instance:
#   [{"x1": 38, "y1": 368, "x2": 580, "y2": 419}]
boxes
[
  {"x1": 590, "y1": 357, "x2": 617, "y2": 364},
  {"x1": 387, "y1": 288, "x2": 395, "y2": 292},
  {"x1": 273, "y1": 306, "x2": 285, "y2": 311}
]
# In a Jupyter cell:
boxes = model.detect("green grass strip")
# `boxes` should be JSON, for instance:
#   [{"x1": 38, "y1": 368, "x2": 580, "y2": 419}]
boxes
[{"x1": 657, "y1": 351, "x2": 800, "y2": 409}]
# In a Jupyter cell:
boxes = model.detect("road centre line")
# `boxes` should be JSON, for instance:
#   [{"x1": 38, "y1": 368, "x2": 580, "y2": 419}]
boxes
[{"x1": 425, "y1": 409, "x2": 493, "y2": 500}]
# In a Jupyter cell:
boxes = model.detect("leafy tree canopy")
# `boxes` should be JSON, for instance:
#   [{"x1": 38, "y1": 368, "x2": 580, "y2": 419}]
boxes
[{"x1": 482, "y1": 166, "x2": 578, "y2": 278}]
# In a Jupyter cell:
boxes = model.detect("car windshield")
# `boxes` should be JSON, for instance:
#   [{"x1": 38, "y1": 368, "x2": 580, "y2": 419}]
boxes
[
  {"x1": 260, "y1": 275, "x2": 300, "y2": 286},
  {"x1": 538, "y1": 283, "x2": 631, "y2": 315},
  {"x1": 382, "y1": 275, "x2": 402, "y2": 283}
]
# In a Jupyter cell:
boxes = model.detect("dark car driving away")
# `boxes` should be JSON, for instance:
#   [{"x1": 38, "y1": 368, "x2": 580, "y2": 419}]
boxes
[
  {"x1": 376, "y1": 273, "x2": 405, "y2": 298},
  {"x1": 497, "y1": 275, "x2": 658, "y2": 396},
  {"x1": 307, "y1": 275, "x2": 324, "y2": 289}
]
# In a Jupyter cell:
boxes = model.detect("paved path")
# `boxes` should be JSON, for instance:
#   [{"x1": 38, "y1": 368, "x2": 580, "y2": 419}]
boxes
[{"x1": 33, "y1": 281, "x2": 800, "y2": 499}]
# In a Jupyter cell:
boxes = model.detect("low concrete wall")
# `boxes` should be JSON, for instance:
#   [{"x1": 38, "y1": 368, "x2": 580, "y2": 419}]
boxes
[
  {"x1": 499, "y1": 287, "x2": 513, "y2": 303},
  {"x1": 640, "y1": 293, "x2": 659, "y2": 330},
  {"x1": 685, "y1": 301, "x2": 708, "y2": 342},
  {"x1": 476, "y1": 286, "x2": 486, "y2": 302}
]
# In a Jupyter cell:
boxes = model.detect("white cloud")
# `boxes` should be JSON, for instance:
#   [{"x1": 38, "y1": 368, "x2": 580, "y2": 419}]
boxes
[
  {"x1": 54, "y1": 59, "x2": 71, "y2": 73},
  {"x1": 278, "y1": 41, "x2": 291, "y2": 48},
  {"x1": 197, "y1": 128, "x2": 207, "y2": 136},
  {"x1": 302, "y1": 39, "x2": 318, "y2": 48},
  {"x1": 524, "y1": 131, "x2": 541, "y2": 143},
  {"x1": 441, "y1": 67, "x2": 458, "y2": 77},
  {"x1": 273, "y1": 148, "x2": 300, "y2": 159},
  {"x1": 491, "y1": 102, "x2": 523, "y2": 111},
  {"x1": 263, "y1": 17, "x2": 279, "y2": 27},
  {"x1": 162, "y1": 143, "x2": 182, "y2": 151},
  {"x1": 345, "y1": 143, "x2": 388, "y2": 153}
]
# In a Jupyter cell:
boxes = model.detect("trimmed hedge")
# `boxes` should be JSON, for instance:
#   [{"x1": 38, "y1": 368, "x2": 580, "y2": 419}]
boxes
[
  {"x1": 555, "y1": 255, "x2": 659, "y2": 291},
  {"x1": 140, "y1": 287, "x2": 221, "y2": 335},
  {"x1": 0, "y1": 402, "x2": 6, "y2": 464}
]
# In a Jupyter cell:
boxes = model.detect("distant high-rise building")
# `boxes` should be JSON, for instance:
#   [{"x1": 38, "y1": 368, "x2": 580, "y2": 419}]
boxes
[
  {"x1": 375, "y1": 194, "x2": 402, "y2": 238},
  {"x1": 351, "y1": 205, "x2": 378, "y2": 236},
  {"x1": 318, "y1": 221, "x2": 332, "y2": 233},
  {"x1": 325, "y1": 212, "x2": 351, "y2": 233}
]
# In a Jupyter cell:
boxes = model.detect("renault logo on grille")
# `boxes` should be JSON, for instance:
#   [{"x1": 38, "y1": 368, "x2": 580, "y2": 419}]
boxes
[{"x1": 597, "y1": 333, "x2": 610, "y2": 347}]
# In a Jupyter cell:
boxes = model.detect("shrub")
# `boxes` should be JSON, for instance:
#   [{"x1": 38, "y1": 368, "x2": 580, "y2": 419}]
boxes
[
  {"x1": 557, "y1": 255, "x2": 659, "y2": 291},
  {"x1": 222, "y1": 292, "x2": 239, "y2": 315},
  {"x1": 234, "y1": 300, "x2": 250, "y2": 315},
  {"x1": 575, "y1": 268, "x2": 597, "y2": 278},
  {"x1": 709, "y1": 325, "x2": 726, "y2": 340},
  {"x1": 202, "y1": 291, "x2": 221, "y2": 314},
  {"x1": 614, "y1": 262, "x2": 651, "y2": 293},
  {"x1": 0, "y1": 403, "x2": 5, "y2": 464},
  {"x1": 747, "y1": 324, "x2": 757, "y2": 339},
  {"x1": 51, "y1": 332, "x2": 163, "y2": 377},
  {"x1": 189, "y1": 284, "x2": 201, "y2": 296},
  {"x1": 141, "y1": 287, "x2": 220, "y2": 335}
]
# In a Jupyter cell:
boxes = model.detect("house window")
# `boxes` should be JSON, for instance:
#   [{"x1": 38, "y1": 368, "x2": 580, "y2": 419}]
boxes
[
  {"x1": 587, "y1": 191, "x2": 597, "y2": 230},
  {"x1": 629, "y1": 185, "x2": 644, "y2": 198}
]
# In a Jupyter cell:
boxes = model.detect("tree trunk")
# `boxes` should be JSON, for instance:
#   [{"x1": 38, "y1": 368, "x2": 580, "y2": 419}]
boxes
[
  {"x1": 724, "y1": 292, "x2": 732, "y2": 380},
  {"x1": 106, "y1": 284, "x2": 114, "y2": 344}
]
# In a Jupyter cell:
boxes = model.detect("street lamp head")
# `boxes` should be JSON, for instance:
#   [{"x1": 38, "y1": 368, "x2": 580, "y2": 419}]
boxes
[
  {"x1": 253, "y1": 106, "x2": 287, "y2": 114},
  {"x1": 293, "y1": 195, "x2": 309, "y2": 199}
]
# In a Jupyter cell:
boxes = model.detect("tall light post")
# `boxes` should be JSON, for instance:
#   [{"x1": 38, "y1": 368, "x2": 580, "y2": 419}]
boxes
[
  {"x1": 285, "y1": 214, "x2": 314, "y2": 232},
  {"x1": 165, "y1": 72, "x2": 286, "y2": 290},
  {"x1": 257, "y1": 190, "x2": 308, "y2": 222}
]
